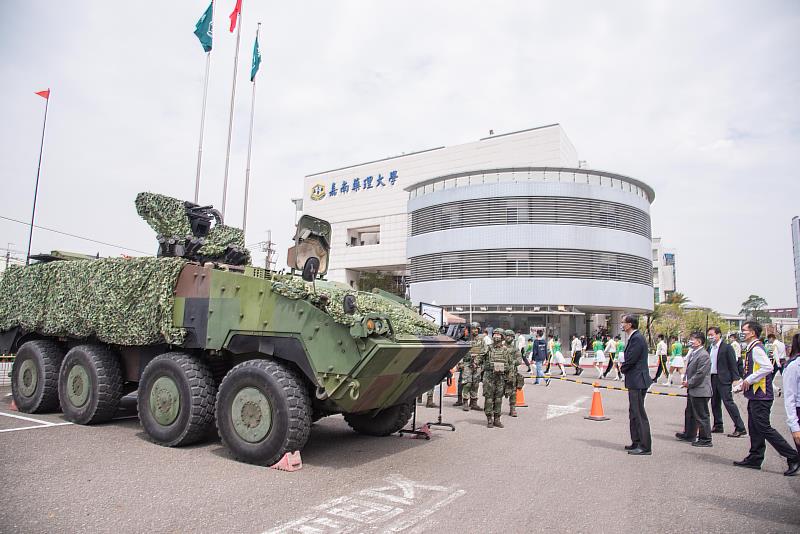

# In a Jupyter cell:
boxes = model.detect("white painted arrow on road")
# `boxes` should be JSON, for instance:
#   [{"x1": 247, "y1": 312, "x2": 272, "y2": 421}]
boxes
[{"x1": 545, "y1": 396, "x2": 589, "y2": 420}]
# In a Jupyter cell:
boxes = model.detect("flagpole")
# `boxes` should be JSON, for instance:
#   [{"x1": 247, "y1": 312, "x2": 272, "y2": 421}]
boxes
[
  {"x1": 194, "y1": 51, "x2": 211, "y2": 204},
  {"x1": 26, "y1": 91, "x2": 50, "y2": 265},
  {"x1": 221, "y1": 7, "x2": 242, "y2": 218},
  {"x1": 242, "y1": 23, "x2": 260, "y2": 235}
]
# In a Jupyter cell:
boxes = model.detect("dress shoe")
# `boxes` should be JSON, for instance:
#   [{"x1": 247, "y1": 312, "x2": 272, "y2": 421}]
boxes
[
  {"x1": 733, "y1": 460, "x2": 761, "y2": 470},
  {"x1": 627, "y1": 447, "x2": 652, "y2": 455},
  {"x1": 784, "y1": 460, "x2": 800, "y2": 477},
  {"x1": 624, "y1": 443, "x2": 640, "y2": 451},
  {"x1": 692, "y1": 440, "x2": 713, "y2": 447},
  {"x1": 711, "y1": 427, "x2": 724, "y2": 434},
  {"x1": 727, "y1": 429, "x2": 747, "y2": 438},
  {"x1": 675, "y1": 433, "x2": 693, "y2": 442}
]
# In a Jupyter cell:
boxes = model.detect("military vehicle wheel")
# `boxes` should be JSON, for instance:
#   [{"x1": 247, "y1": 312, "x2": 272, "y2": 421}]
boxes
[
  {"x1": 138, "y1": 352, "x2": 216, "y2": 447},
  {"x1": 216, "y1": 359, "x2": 311, "y2": 466},
  {"x1": 11, "y1": 340, "x2": 65, "y2": 413},
  {"x1": 58, "y1": 345, "x2": 124, "y2": 424},
  {"x1": 343, "y1": 402, "x2": 413, "y2": 436}
]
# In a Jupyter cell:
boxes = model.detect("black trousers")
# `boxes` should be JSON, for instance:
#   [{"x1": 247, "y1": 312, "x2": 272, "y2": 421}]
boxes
[
  {"x1": 710, "y1": 375, "x2": 745, "y2": 431},
  {"x1": 572, "y1": 351, "x2": 582, "y2": 374},
  {"x1": 603, "y1": 354, "x2": 617, "y2": 377},
  {"x1": 520, "y1": 349, "x2": 531, "y2": 370},
  {"x1": 685, "y1": 395, "x2": 711, "y2": 441},
  {"x1": 628, "y1": 388, "x2": 651, "y2": 451},
  {"x1": 652, "y1": 355, "x2": 669, "y2": 381},
  {"x1": 745, "y1": 400, "x2": 799, "y2": 465}
]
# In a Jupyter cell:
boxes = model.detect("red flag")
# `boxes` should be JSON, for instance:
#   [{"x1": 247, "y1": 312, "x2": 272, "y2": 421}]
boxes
[
  {"x1": 229, "y1": 0, "x2": 242, "y2": 32},
  {"x1": 35, "y1": 89, "x2": 50, "y2": 99}
]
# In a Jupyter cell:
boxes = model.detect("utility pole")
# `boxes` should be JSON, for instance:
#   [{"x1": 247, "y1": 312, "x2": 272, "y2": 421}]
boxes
[{"x1": 262, "y1": 230, "x2": 276, "y2": 271}]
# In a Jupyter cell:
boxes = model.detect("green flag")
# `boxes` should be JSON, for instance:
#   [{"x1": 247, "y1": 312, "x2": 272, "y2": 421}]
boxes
[
  {"x1": 250, "y1": 34, "x2": 262, "y2": 81},
  {"x1": 194, "y1": 2, "x2": 213, "y2": 53}
]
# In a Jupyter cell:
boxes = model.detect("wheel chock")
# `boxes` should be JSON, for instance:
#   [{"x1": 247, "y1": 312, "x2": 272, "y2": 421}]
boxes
[
  {"x1": 270, "y1": 451, "x2": 302, "y2": 472},
  {"x1": 413, "y1": 424, "x2": 432, "y2": 439}
]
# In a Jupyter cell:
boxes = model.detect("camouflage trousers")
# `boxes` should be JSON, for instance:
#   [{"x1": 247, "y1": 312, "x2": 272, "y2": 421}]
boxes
[
  {"x1": 504, "y1": 374, "x2": 524, "y2": 406},
  {"x1": 461, "y1": 367, "x2": 480, "y2": 401},
  {"x1": 482, "y1": 371, "x2": 506, "y2": 416}
]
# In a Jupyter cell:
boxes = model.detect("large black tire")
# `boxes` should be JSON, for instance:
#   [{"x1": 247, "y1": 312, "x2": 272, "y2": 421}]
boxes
[
  {"x1": 138, "y1": 352, "x2": 216, "y2": 447},
  {"x1": 58, "y1": 345, "x2": 124, "y2": 424},
  {"x1": 344, "y1": 402, "x2": 413, "y2": 437},
  {"x1": 216, "y1": 359, "x2": 311, "y2": 466},
  {"x1": 11, "y1": 340, "x2": 65, "y2": 413}
]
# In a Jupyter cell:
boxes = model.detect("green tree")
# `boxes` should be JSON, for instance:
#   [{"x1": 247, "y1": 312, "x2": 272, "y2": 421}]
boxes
[
  {"x1": 664, "y1": 292, "x2": 689, "y2": 305},
  {"x1": 739, "y1": 294, "x2": 771, "y2": 323},
  {"x1": 358, "y1": 272, "x2": 405, "y2": 298}
]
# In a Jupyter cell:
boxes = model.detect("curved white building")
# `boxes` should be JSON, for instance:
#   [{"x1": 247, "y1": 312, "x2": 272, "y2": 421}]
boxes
[
  {"x1": 407, "y1": 167, "x2": 655, "y2": 333},
  {"x1": 300, "y1": 124, "x2": 656, "y2": 336}
]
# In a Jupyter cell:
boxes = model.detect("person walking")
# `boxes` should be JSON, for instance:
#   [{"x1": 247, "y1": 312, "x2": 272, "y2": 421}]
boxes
[
  {"x1": 676, "y1": 332, "x2": 713, "y2": 447},
  {"x1": 532, "y1": 330, "x2": 547, "y2": 384},
  {"x1": 550, "y1": 336, "x2": 567, "y2": 376},
  {"x1": 571, "y1": 334, "x2": 583, "y2": 376},
  {"x1": 782, "y1": 333, "x2": 800, "y2": 474},
  {"x1": 592, "y1": 336, "x2": 606, "y2": 378},
  {"x1": 620, "y1": 315, "x2": 652, "y2": 455},
  {"x1": 733, "y1": 321, "x2": 800, "y2": 475},
  {"x1": 602, "y1": 335, "x2": 618, "y2": 379},
  {"x1": 767, "y1": 334, "x2": 787, "y2": 396},
  {"x1": 666, "y1": 337, "x2": 685, "y2": 386},
  {"x1": 653, "y1": 334, "x2": 669, "y2": 384},
  {"x1": 729, "y1": 333, "x2": 744, "y2": 377},
  {"x1": 614, "y1": 335, "x2": 625, "y2": 381},
  {"x1": 544, "y1": 334, "x2": 555, "y2": 374},
  {"x1": 707, "y1": 326, "x2": 746, "y2": 437},
  {"x1": 516, "y1": 331, "x2": 532, "y2": 373}
]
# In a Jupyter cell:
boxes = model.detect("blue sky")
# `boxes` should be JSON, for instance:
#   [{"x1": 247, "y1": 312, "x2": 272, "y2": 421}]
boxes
[{"x1": 1, "y1": 1, "x2": 798, "y2": 314}]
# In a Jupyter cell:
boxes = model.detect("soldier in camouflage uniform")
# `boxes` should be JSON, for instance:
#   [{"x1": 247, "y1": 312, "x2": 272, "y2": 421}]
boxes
[
  {"x1": 504, "y1": 329, "x2": 525, "y2": 417},
  {"x1": 460, "y1": 322, "x2": 486, "y2": 411},
  {"x1": 477, "y1": 329, "x2": 513, "y2": 428}
]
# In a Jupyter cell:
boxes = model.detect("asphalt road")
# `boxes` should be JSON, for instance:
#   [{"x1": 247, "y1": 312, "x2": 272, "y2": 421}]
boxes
[{"x1": 1, "y1": 375, "x2": 798, "y2": 534}]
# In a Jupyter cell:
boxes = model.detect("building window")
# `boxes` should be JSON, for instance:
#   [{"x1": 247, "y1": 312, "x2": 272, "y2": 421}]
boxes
[{"x1": 347, "y1": 225, "x2": 380, "y2": 247}]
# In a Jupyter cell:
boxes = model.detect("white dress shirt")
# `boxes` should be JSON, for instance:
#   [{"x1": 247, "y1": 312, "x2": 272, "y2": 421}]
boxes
[{"x1": 709, "y1": 340, "x2": 721, "y2": 375}]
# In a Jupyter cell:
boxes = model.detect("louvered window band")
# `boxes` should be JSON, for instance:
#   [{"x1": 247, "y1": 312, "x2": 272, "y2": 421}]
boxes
[
  {"x1": 409, "y1": 248, "x2": 652, "y2": 286},
  {"x1": 410, "y1": 196, "x2": 651, "y2": 238}
]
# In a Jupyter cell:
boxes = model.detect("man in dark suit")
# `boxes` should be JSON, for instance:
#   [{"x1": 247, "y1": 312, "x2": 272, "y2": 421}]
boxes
[
  {"x1": 619, "y1": 314, "x2": 652, "y2": 455},
  {"x1": 706, "y1": 327, "x2": 746, "y2": 437}
]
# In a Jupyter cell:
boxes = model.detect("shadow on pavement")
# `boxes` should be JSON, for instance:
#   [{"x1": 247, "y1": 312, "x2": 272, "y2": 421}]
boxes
[{"x1": 694, "y1": 492, "x2": 800, "y2": 526}]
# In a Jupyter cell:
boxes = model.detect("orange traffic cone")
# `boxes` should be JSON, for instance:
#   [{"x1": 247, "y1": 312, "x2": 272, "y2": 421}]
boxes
[
  {"x1": 515, "y1": 387, "x2": 528, "y2": 407},
  {"x1": 270, "y1": 451, "x2": 303, "y2": 472},
  {"x1": 444, "y1": 368, "x2": 458, "y2": 397},
  {"x1": 584, "y1": 384, "x2": 610, "y2": 421}
]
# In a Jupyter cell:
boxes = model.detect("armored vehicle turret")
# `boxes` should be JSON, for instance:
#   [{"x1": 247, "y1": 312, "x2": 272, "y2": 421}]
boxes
[{"x1": 0, "y1": 193, "x2": 467, "y2": 465}]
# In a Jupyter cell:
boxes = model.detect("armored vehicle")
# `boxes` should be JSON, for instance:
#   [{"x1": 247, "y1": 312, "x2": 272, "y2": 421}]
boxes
[{"x1": 0, "y1": 193, "x2": 467, "y2": 465}]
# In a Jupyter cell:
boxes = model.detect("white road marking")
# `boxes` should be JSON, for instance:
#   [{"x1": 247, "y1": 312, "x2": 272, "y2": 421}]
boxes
[
  {"x1": 263, "y1": 474, "x2": 465, "y2": 533},
  {"x1": 0, "y1": 410, "x2": 60, "y2": 425},
  {"x1": 546, "y1": 396, "x2": 589, "y2": 420},
  {"x1": 0, "y1": 422, "x2": 73, "y2": 433}
]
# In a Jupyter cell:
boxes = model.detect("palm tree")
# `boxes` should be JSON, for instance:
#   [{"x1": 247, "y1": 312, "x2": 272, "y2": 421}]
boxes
[{"x1": 664, "y1": 292, "x2": 688, "y2": 305}]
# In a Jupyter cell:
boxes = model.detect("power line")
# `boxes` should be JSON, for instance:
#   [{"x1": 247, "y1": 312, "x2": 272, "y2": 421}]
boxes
[{"x1": 0, "y1": 214, "x2": 153, "y2": 256}]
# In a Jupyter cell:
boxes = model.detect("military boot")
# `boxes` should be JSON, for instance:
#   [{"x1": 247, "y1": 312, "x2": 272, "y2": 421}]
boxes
[
  {"x1": 493, "y1": 415, "x2": 504, "y2": 428},
  {"x1": 509, "y1": 406, "x2": 518, "y2": 417},
  {"x1": 425, "y1": 395, "x2": 437, "y2": 408},
  {"x1": 461, "y1": 399, "x2": 470, "y2": 411},
  {"x1": 486, "y1": 415, "x2": 494, "y2": 428},
  {"x1": 453, "y1": 398, "x2": 464, "y2": 407},
  {"x1": 469, "y1": 398, "x2": 481, "y2": 411}
]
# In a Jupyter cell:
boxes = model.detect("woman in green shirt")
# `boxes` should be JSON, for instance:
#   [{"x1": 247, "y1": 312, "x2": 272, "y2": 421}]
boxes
[{"x1": 593, "y1": 336, "x2": 606, "y2": 378}]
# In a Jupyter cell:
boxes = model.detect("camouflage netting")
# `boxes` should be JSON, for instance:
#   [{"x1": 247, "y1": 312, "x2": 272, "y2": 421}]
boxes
[
  {"x1": 0, "y1": 257, "x2": 187, "y2": 345},
  {"x1": 135, "y1": 192, "x2": 192, "y2": 238},
  {"x1": 271, "y1": 276, "x2": 439, "y2": 336},
  {"x1": 199, "y1": 224, "x2": 251, "y2": 264}
]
